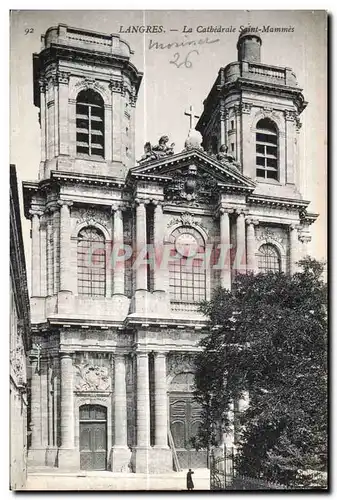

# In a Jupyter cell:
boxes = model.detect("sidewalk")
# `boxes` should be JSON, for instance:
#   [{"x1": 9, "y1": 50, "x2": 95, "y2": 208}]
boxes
[{"x1": 25, "y1": 467, "x2": 210, "y2": 491}]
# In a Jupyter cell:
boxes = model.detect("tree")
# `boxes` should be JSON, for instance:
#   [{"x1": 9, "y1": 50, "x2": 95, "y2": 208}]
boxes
[{"x1": 194, "y1": 257, "x2": 328, "y2": 488}]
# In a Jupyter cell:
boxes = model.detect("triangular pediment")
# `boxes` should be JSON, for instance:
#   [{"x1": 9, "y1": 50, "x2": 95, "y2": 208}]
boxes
[{"x1": 129, "y1": 148, "x2": 256, "y2": 191}]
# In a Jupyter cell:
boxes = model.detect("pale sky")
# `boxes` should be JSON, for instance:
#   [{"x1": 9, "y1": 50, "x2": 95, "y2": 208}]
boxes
[{"x1": 10, "y1": 10, "x2": 327, "y2": 288}]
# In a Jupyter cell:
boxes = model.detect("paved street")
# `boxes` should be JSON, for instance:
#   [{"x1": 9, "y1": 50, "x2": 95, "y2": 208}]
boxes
[{"x1": 25, "y1": 467, "x2": 210, "y2": 491}]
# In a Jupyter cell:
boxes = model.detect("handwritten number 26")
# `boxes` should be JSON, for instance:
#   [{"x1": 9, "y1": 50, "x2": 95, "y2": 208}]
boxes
[{"x1": 170, "y1": 50, "x2": 199, "y2": 69}]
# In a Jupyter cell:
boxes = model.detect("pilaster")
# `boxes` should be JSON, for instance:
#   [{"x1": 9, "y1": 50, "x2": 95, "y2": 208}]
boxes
[
  {"x1": 112, "y1": 206, "x2": 125, "y2": 295},
  {"x1": 246, "y1": 218, "x2": 259, "y2": 274},
  {"x1": 289, "y1": 223, "x2": 299, "y2": 275},
  {"x1": 132, "y1": 351, "x2": 151, "y2": 473},
  {"x1": 111, "y1": 353, "x2": 131, "y2": 471},
  {"x1": 58, "y1": 200, "x2": 74, "y2": 314},
  {"x1": 58, "y1": 352, "x2": 78, "y2": 470},
  {"x1": 29, "y1": 210, "x2": 43, "y2": 297},
  {"x1": 234, "y1": 208, "x2": 247, "y2": 274},
  {"x1": 218, "y1": 207, "x2": 233, "y2": 290},
  {"x1": 57, "y1": 71, "x2": 70, "y2": 157}
]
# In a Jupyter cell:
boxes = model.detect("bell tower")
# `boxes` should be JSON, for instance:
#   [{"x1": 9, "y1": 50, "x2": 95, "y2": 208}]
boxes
[
  {"x1": 196, "y1": 28, "x2": 307, "y2": 200},
  {"x1": 33, "y1": 24, "x2": 143, "y2": 180}
]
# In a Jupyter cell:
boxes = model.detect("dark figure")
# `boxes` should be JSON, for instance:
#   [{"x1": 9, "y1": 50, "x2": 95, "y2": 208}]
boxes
[{"x1": 186, "y1": 469, "x2": 194, "y2": 491}]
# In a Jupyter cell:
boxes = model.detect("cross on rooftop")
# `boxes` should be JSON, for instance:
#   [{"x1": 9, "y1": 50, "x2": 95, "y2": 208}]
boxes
[{"x1": 184, "y1": 105, "x2": 200, "y2": 129}]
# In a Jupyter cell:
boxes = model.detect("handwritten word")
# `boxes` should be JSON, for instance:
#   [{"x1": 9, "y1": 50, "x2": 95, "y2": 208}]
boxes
[
  {"x1": 24, "y1": 28, "x2": 34, "y2": 35},
  {"x1": 148, "y1": 37, "x2": 219, "y2": 51},
  {"x1": 169, "y1": 50, "x2": 199, "y2": 69}
]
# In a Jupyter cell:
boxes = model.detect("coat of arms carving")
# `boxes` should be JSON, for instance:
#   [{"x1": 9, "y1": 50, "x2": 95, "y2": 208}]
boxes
[{"x1": 165, "y1": 164, "x2": 218, "y2": 206}]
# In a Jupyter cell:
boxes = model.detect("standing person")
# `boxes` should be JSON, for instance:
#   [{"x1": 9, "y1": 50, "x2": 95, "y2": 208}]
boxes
[{"x1": 186, "y1": 469, "x2": 194, "y2": 491}]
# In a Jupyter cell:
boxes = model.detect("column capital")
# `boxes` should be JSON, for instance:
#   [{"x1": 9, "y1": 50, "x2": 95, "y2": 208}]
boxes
[
  {"x1": 109, "y1": 78, "x2": 124, "y2": 94},
  {"x1": 218, "y1": 206, "x2": 234, "y2": 216},
  {"x1": 134, "y1": 197, "x2": 150, "y2": 207},
  {"x1": 153, "y1": 351, "x2": 167, "y2": 358},
  {"x1": 136, "y1": 351, "x2": 149, "y2": 358},
  {"x1": 299, "y1": 234, "x2": 312, "y2": 243},
  {"x1": 289, "y1": 223, "x2": 301, "y2": 231},
  {"x1": 152, "y1": 199, "x2": 164, "y2": 207},
  {"x1": 56, "y1": 71, "x2": 70, "y2": 85},
  {"x1": 113, "y1": 351, "x2": 129, "y2": 359},
  {"x1": 45, "y1": 204, "x2": 59, "y2": 214},
  {"x1": 59, "y1": 351, "x2": 74, "y2": 359},
  {"x1": 111, "y1": 203, "x2": 126, "y2": 214},
  {"x1": 235, "y1": 207, "x2": 249, "y2": 215},
  {"x1": 58, "y1": 200, "x2": 73, "y2": 208},
  {"x1": 29, "y1": 209, "x2": 44, "y2": 219},
  {"x1": 246, "y1": 217, "x2": 259, "y2": 226}
]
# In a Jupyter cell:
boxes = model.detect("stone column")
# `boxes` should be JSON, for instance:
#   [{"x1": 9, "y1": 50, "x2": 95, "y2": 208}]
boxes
[
  {"x1": 39, "y1": 217, "x2": 47, "y2": 296},
  {"x1": 246, "y1": 218, "x2": 259, "y2": 274},
  {"x1": 112, "y1": 207, "x2": 125, "y2": 295},
  {"x1": 133, "y1": 351, "x2": 153, "y2": 473},
  {"x1": 53, "y1": 207, "x2": 60, "y2": 294},
  {"x1": 57, "y1": 71, "x2": 69, "y2": 156},
  {"x1": 136, "y1": 352, "x2": 150, "y2": 447},
  {"x1": 39, "y1": 79, "x2": 47, "y2": 164},
  {"x1": 153, "y1": 202, "x2": 164, "y2": 292},
  {"x1": 219, "y1": 208, "x2": 232, "y2": 290},
  {"x1": 235, "y1": 210, "x2": 246, "y2": 274},
  {"x1": 114, "y1": 355, "x2": 127, "y2": 446},
  {"x1": 289, "y1": 224, "x2": 299, "y2": 275},
  {"x1": 235, "y1": 105, "x2": 241, "y2": 163},
  {"x1": 299, "y1": 234, "x2": 311, "y2": 259},
  {"x1": 220, "y1": 102, "x2": 226, "y2": 146},
  {"x1": 30, "y1": 355, "x2": 41, "y2": 450},
  {"x1": 58, "y1": 201, "x2": 73, "y2": 293},
  {"x1": 154, "y1": 353, "x2": 168, "y2": 447},
  {"x1": 135, "y1": 200, "x2": 147, "y2": 291},
  {"x1": 54, "y1": 81, "x2": 59, "y2": 157},
  {"x1": 30, "y1": 211, "x2": 41, "y2": 297},
  {"x1": 111, "y1": 353, "x2": 131, "y2": 471},
  {"x1": 110, "y1": 80, "x2": 123, "y2": 163},
  {"x1": 60, "y1": 353, "x2": 74, "y2": 449}
]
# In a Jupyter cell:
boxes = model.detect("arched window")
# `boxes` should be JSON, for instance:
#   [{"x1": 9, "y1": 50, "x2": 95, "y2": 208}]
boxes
[
  {"x1": 169, "y1": 227, "x2": 206, "y2": 303},
  {"x1": 257, "y1": 244, "x2": 281, "y2": 273},
  {"x1": 76, "y1": 90, "x2": 104, "y2": 157},
  {"x1": 77, "y1": 227, "x2": 106, "y2": 296},
  {"x1": 256, "y1": 118, "x2": 278, "y2": 180}
]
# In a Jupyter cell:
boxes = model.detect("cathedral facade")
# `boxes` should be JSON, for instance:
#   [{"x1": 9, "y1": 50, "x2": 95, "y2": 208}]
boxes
[{"x1": 23, "y1": 24, "x2": 317, "y2": 473}]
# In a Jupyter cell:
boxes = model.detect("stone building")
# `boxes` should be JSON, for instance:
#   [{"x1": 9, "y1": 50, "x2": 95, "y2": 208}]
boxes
[
  {"x1": 23, "y1": 25, "x2": 317, "y2": 473},
  {"x1": 10, "y1": 164, "x2": 31, "y2": 489}
]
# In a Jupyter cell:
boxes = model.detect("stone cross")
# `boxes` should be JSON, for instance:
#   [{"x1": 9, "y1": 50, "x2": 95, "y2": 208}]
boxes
[{"x1": 184, "y1": 105, "x2": 200, "y2": 129}]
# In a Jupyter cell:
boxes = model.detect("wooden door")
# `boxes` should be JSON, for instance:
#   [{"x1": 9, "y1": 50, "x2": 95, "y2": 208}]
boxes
[
  {"x1": 170, "y1": 395, "x2": 208, "y2": 469},
  {"x1": 79, "y1": 405, "x2": 107, "y2": 470}
]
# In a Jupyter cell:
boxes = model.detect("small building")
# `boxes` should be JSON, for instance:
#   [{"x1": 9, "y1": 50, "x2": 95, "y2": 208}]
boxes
[
  {"x1": 10, "y1": 164, "x2": 31, "y2": 489},
  {"x1": 22, "y1": 25, "x2": 317, "y2": 474}
]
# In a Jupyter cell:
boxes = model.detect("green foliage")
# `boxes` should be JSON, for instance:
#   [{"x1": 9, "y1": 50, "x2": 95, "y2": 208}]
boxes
[{"x1": 194, "y1": 257, "x2": 328, "y2": 488}]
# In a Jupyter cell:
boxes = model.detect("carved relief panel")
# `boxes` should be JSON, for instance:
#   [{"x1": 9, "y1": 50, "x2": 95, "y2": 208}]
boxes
[{"x1": 74, "y1": 352, "x2": 112, "y2": 392}]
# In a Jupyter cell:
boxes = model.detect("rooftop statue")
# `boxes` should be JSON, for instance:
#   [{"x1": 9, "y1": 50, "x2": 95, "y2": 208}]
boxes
[
  {"x1": 139, "y1": 135, "x2": 175, "y2": 162},
  {"x1": 216, "y1": 144, "x2": 241, "y2": 171}
]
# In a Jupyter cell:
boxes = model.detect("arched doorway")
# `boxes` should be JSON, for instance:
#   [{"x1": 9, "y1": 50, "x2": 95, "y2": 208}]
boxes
[
  {"x1": 79, "y1": 404, "x2": 107, "y2": 470},
  {"x1": 169, "y1": 372, "x2": 208, "y2": 469}
]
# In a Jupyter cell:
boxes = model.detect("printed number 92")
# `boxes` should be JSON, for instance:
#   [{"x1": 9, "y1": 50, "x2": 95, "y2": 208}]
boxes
[
  {"x1": 170, "y1": 50, "x2": 199, "y2": 69},
  {"x1": 25, "y1": 28, "x2": 34, "y2": 35}
]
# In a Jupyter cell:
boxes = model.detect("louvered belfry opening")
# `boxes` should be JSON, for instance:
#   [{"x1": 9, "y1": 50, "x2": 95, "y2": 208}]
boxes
[
  {"x1": 76, "y1": 90, "x2": 105, "y2": 158},
  {"x1": 255, "y1": 118, "x2": 278, "y2": 180}
]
